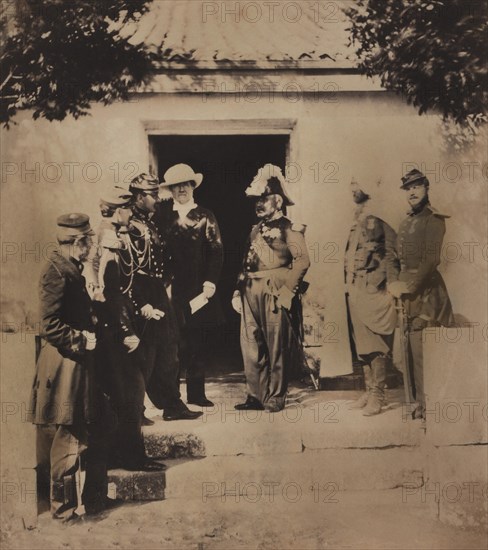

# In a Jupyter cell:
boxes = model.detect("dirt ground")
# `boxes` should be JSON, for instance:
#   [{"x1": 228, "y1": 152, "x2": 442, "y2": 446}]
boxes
[
  {"x1": 3, "y1": 487, "x2": 487, "y2": 550},
  {"x1": 2, "y1": 383, "x2": 486, "y2": 550}
]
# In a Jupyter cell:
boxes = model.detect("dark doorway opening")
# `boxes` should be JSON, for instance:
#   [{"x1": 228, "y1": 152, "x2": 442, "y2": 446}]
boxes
[{"x1": 151, "y1": 134, "x2": 289, "y2": 376}]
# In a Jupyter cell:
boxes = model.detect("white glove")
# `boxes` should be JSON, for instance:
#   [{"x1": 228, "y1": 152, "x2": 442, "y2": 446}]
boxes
[
  {"x1": 203, "y1": 281, "x2": 216, "y2": 299},
  {"x1": 140, "y1": 304, "x2": 154, "y2": 319},
  {"x1": 151, "y1": 309, "x2": 165, "y2": 320},
  {"x1": 82, "y1": 330, "x2": 97, "y2": 351},
  {"x1": 123, "y1": 335, "x2": 140, "y2": 353},
  {"x1": 388, "y1": 281, "x2": 409, "y2": 299},
  {"x1": 231, "y1": 293, "x2": 242, "y2": 315}
]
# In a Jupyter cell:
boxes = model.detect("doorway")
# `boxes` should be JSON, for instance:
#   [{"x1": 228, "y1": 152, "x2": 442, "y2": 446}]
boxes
[{"x1": 150, "y1": 134, "x2": 289, "y2": 376}]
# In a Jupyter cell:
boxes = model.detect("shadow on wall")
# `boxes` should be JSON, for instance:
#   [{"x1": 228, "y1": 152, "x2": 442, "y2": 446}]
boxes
[{"x1": 0, "y1": 296, "x2": 38, "y2": 332}]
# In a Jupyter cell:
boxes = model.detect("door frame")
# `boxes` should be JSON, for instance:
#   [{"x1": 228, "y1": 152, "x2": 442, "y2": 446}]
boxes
[{"x1": 143, "y1": 118, "x2": 298, "y2": 216}]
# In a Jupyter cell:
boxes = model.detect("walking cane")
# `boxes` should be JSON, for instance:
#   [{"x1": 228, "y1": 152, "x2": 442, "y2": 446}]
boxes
[{"x1": 395, "y1": 298, "x2": 413, "y2": 411}]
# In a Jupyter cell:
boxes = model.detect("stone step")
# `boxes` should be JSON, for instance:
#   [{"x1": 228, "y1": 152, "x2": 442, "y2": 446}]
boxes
[
  {"x1": 162, "y1": 447, "x2": 424, "y2": 502},
  {"x1": 143, "y1": 429, "x2": 206, "y2": 459},
  {"x1": 142, "y1": 393, "x2": 421, "y2": 459},
  {"x1": 107, "y1": 469, "x2": 166, "y2": 501}
]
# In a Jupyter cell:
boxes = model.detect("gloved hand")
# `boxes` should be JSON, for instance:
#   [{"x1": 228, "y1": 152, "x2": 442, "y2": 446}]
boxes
[
  {"x1": 123, "y1": 335, "x2": 140, "y2": 353},
  {"x1": 203, "y1": 281, "x2": 216, "y2": 299},
  {"x1": 231, "y1": 293, "x2": 242, "y2": 315},
  {"x1": 276, "y1": 286, "x2": 294, "y2": 311},
  {"x1": 388, "y1": 281, "x2": 409, "y2": 298},
  {"x1": 140, "y1": 304, "x2": 154, "y2": 320},
  {"x1": 151, "y1": 309, "x2": 165, "y2": 320},
  {"x1": 82, "y1": 330, "x2": 97, "y2": 351}
]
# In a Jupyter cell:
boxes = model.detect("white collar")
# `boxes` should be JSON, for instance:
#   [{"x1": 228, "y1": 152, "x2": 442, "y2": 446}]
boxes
[{"x1": 173, "y1": 199, "x2": 197, "y2": 218}]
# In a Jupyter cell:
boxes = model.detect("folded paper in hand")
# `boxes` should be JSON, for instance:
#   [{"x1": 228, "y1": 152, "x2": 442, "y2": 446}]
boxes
[{"x1": 189, "y1": 293, "x2": 209, "y2": 315}]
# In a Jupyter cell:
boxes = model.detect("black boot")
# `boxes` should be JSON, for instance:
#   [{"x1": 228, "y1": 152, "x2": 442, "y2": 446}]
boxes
[
  {"x1": 363, "y1": 356, "x2": 387, "y2": 416},
  {"x1": 187, "y1": 377, "x2": 214, "y2": 407},
  {"x1": 349, "y1": 364, "x2": 372, "y2": 410}
]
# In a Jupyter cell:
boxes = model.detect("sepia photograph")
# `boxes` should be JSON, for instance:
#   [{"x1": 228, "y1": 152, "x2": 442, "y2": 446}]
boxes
[{"x1": 0, "y1": 1, "x2": 487, "y2": 548}]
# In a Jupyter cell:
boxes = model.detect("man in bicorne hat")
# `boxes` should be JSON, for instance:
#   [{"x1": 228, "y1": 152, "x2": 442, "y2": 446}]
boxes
[
  {"x1": 387, "y1": 169, "x2": 454, "y2": 420},
  {"x1": 345, "y1": 177, "x2": 397, "y2": 416},
  {"x1": 29, "y1": 213, "x2": 117, "y2": 520},
  {"x1": 232, "y1": 164, "x2": 310, "y2": 412},
  {"x1": 127, "y1": 173, "x2": 202, "y2": 421}
]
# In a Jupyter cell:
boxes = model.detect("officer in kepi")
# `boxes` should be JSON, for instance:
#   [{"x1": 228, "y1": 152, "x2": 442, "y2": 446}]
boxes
[
  {"x1": 29, "y1": 213, "x2": 117, "y2": 521},
  {"x1": 387, "y1": 169, "x2": 455, "y2": 420},
  {"x1": 232, "y1": 164, "x2": 311, "y2": 412},
  {"x1": 95, "y1": 187, "x2": 166, "y2": 471}
]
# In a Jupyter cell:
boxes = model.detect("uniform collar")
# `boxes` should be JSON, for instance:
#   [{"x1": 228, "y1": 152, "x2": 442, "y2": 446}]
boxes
[
  {"x1": 261, "y1": 211, "x2": 283, "y2": 225},
  {"x1": 48, "y1": 250, "x2": 83, "y2": 277},
  {"x1": 407, "y1": 201, "x2": 432, "y2": 217},
  {"x1": 132, "y1": 205, "x2": 153, "y2": 223}
]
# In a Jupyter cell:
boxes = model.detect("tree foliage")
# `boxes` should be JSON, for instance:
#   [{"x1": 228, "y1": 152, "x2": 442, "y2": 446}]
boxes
[
  {"x1": 344, "y1": 0, "x2": 487, "y2": 128},
  {"x1": 0, "y1": 0, "x2": 157, "y2": 126}
]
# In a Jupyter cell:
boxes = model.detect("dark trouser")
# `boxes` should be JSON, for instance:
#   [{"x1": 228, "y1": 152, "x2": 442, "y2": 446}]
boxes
[
  {"x1": 179, "y1": 322, "x2": 209, "y2": 400},
  {"x1": 98, "y1": 335, "x2": 146, "y2": 468},
  {"x1": 138, "y1": 316, "x2": 183, "y2": 412},
  {"x1": 407, "y1": 318, "x2": 428, "y2": 411},
  {"x1": 36, "y1": 408, "x2": 113, "y2": 520},
  {"x1": 240, "y1": 278, "x2": 296, "y2": 410}
]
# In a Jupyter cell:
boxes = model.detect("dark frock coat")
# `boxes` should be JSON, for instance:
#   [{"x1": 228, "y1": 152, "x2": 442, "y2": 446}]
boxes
[
  {"x1": 155, "y1": 201, "x2": 224, "y2": 329},
  {"x1": 387, "y1": 203, "x2": 454, "y2": 326},
  {"x1": 29, "y1": 251, "x2": 100, "y2": 425}
]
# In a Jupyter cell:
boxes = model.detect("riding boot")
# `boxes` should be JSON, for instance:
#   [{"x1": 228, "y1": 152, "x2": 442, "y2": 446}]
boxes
[
  {"x1": 349, "y1": 364, "x2": 373, "y2": 409},
  {"x1": 363, "y1": 355, "x2": 387, "y2": 416}
]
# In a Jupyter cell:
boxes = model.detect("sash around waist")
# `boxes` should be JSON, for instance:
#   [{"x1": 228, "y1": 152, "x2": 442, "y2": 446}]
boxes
[{"x1": 244, "y1": 267, "x2": 290, "y2": 279}]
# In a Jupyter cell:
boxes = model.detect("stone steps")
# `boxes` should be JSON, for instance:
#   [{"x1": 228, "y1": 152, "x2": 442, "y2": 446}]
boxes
[
  {"x1": 161, "y1": 447, "x2": 424, "y2": 502},
  {"x1": 108, "y1": 390, "x2": 423, "y2": 503}
]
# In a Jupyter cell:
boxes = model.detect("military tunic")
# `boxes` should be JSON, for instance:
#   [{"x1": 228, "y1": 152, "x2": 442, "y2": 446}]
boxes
[
  {"x1": 95, "y1": 244, "x2": 146, "y2": 468},
  {"x1": 344, "y1": 204, "x2": 397, "y2": 358},
  {"x1": 127, "y1": 206, "x2": 182, "y2": 412},
  {"x1": 387, "y1": 203, "x2": 454, "y2": 408},
  {"x1": 237, "y1": 214, "x2": 310, "y2": 410},
  {"x1": 388, "y1": 204, "x2": 454, "y2": 326}
]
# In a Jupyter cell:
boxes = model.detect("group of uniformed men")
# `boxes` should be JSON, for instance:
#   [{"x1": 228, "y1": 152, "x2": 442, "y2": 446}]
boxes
[{"x1": 29, "y1": 163, "x2": 452, "y2": 522}]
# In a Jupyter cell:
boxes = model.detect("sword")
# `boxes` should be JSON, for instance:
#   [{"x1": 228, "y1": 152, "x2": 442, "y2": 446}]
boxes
[
  {"x1": 281, "y1": 300, "x2": 319, "y2": 391},
  {"x1": 395, "y1": 298, "x2": 413, "y2": 412}
]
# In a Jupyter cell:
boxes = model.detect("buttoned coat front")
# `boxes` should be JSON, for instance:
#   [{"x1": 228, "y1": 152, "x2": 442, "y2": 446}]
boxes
[
  {"x1": 29, "y1": 251, "x2": 97, "y2": 425},
  {"x1": 155, "y1": 201, "x2": 224, "y2": 327},
  {"x1": 387, "y1": 204, "x2": 454, "y2": 326}
]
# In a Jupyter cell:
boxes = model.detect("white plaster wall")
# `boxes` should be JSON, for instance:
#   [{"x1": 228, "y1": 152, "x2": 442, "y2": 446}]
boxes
[{"x1": 1, "y1": 90, "x2": 487, "y2": 370}]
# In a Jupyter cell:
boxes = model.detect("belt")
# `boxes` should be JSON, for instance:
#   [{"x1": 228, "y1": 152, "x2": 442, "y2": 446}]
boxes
[
  {"x1": 244, "y1": 267, "x2": 290, "y2": 279},
  {"x1": 400, "y1": 268, "x2": 418, "y2": 274},
  {"x1": 136, "y1": 269, "x2": 164, "y2": 279}
]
